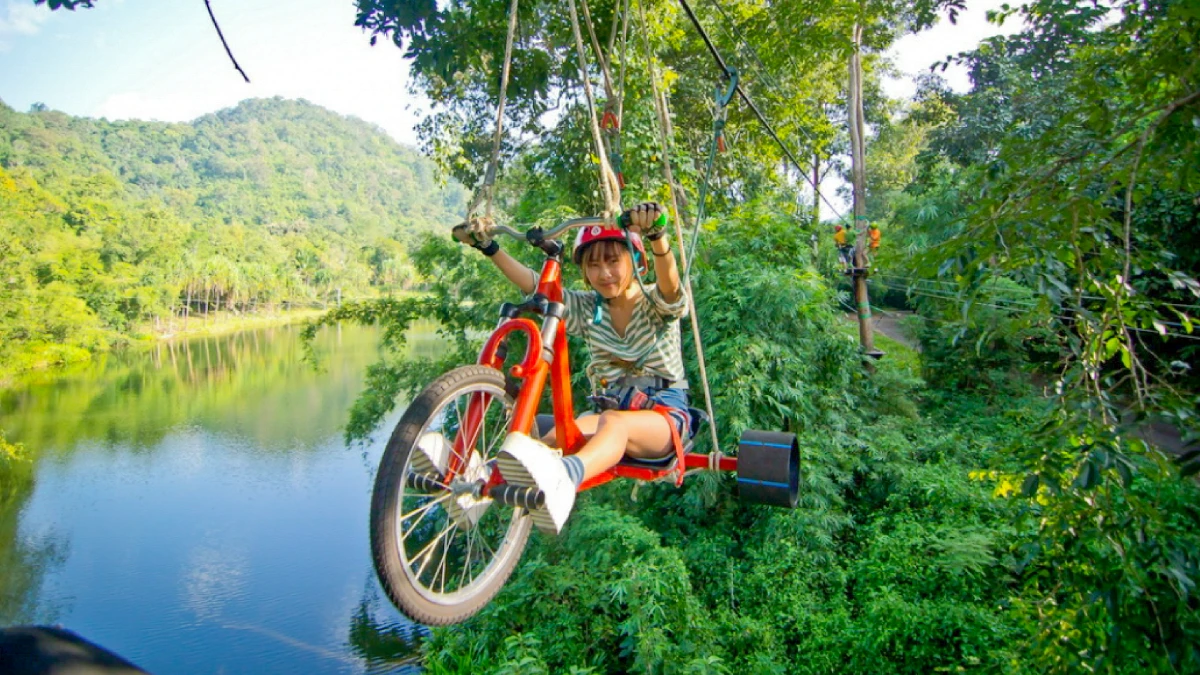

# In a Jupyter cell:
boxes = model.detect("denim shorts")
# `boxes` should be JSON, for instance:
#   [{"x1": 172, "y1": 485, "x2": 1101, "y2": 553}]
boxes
[{"x1": 604, "y1": 386, "x2": 694, "y2": 439}]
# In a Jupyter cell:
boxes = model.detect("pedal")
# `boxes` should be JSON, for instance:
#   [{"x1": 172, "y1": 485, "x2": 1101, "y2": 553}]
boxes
[
  {"x1": 405, "y1": 471, "x2": 447, "y2": 492},
  {"x1": 490, "y1": 484, "x2": 546, "y2": 510}
]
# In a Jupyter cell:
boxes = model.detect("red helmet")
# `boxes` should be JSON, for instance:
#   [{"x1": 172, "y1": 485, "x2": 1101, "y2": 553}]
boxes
[{"x1": 573, "y1": 224, "x2": 646, "y2": 274}]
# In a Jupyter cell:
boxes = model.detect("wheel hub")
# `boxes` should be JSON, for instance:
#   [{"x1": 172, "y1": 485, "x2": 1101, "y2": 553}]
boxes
[{"x1": 445, "y1": 452, "x2": 493, "y2": 527}]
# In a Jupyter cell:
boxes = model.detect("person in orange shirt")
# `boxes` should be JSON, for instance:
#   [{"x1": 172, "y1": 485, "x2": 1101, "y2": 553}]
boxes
[{"x1": 867, "y1": 223, "x2": 881, "y2": 267}]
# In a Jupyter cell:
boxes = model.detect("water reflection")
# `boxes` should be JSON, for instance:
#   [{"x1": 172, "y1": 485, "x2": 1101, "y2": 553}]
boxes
[
  {"x1": 0, "y1": 322, "x2": 442, "y2": 673},
  {"x1": 0, "y1": 472, "x2": 67, "y2": 625},
  {"x1": 347, "y1": 582, "x2": 426, "y2": 674},
  {"x1": 0, "y1": 323, "x2": 410, "y2": 453}
]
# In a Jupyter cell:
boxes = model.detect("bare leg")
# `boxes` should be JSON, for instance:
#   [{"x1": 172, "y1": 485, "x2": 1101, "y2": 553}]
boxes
[
  {"x1": 548, "y1": 410, "x2": 673, "y2": 482},
  {"x1": 499, "y1": 410, "x2": 674, "y2": 534}
]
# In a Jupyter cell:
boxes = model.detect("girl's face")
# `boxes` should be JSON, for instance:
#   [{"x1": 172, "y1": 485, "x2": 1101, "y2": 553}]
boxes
[{"x1": 582, "y1": 241, "x2": 633, "y2": 300}]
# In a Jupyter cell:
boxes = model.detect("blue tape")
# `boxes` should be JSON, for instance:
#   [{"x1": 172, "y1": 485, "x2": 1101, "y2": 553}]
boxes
[
  {"x1": 740, "y1": 440, "x2": 793, "y2": 449},
  {"x1": 737, "y1": 477, "x2": 791, "y2": 488}
]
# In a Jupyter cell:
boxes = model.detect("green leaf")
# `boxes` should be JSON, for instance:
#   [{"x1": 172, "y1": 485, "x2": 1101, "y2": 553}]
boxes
[{"x1": 1021, "y1": 472, "x2": 1040, "y2": 497}]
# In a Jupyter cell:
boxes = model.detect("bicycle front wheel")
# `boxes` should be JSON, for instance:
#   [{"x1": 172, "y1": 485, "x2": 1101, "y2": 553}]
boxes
[{"x1": 370, "y1": 365, "x2": 532, "y2": 626}]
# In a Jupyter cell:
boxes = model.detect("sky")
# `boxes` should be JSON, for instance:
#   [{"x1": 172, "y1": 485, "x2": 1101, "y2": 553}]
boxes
[
  {"x1": 0, "y1": 0, "x2": 426, "y2": 145},
  {"x1": 0, "y1": 0, "x2": 1023, "y2": 215}
]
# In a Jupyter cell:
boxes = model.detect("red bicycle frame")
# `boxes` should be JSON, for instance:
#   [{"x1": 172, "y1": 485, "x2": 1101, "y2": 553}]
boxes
[{"x1": 456, "y1": 235, "x2": 735, "y2": 494}]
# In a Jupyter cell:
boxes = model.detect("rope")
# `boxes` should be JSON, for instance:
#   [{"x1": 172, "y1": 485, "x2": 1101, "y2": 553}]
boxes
[
  {"x1": 579, "y1": 0, "x2": 616, "y2": 102},
  {"x1": 582, "y1": 0, "x2": 628, "y2": 190},
  {"x1": 600, "y1": 0, "x2": 632, "y2": 190},
  {"x1": 566, "y1": 0, "x2": 622, "y2": 217},
  {"x1": 616, "y1": 0, "x2": 631, "y2": 125},
  {"x1": 468, "y1": 0, "x2": 521, "y2": 219},
  {"x1": 637, "y1": 0, "x2": 723, "y2": 469}
]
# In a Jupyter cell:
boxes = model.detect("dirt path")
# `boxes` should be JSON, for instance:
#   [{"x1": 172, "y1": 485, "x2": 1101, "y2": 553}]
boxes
[
  {"x1": 844, "y1": 309, "x2": 920, "y2": 351},
  {"x1": 873, "y1": 310, "x2": 919, "y2": 351}
]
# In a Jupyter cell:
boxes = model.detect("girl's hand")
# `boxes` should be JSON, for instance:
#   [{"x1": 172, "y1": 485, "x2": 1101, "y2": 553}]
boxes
[
  {"x1": 452, "y1": 217, "x2": 494, "y2": 248},
  {"x1": 621, "y1": 202, "x2": 667, "y2": 239}
]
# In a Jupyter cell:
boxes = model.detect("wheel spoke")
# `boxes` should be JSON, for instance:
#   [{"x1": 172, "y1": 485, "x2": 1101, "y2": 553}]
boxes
[
  {"x1": 483, "y1": 403, "x2": 509, "y2": 461},
  {"x1": 459, "y1": 524, "x2": 475, "y2": 590},
  {"x1": 451, "y1": 395, "x2": 466, "y2": 469},
  {"x1": 400, "y1": 491, "x2": 452, "y2": 540},
  {"x1": 477, "y1": 520, "x2": 499, "y2": 562},
  {"x1": 411, "y1": 521, "x2": 456, "y2": 581},
  {"x1": 479, "y1": 401, "x2": 488, "y2": 466},
  {"x1": 434, "y1": 522, "x2": 459, "y2": 593}
]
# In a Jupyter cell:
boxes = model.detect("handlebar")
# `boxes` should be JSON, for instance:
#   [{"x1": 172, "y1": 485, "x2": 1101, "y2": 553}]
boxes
[{"x1": 484, "y1": 216, "x2": 609, "y2": 243}]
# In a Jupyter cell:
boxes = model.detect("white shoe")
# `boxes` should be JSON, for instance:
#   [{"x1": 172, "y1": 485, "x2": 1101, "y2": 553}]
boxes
[
  {"x1": 410, "y1": 431, "x2": 451, "y2": 476},
  {"x1": 497, "y1": 432, "x2": 576, "y2": 535}
]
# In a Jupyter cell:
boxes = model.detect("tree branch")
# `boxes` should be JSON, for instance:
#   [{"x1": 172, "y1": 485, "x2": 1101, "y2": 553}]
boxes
[{"x1": 204, "y1": 0, "x2": 250, "y2": 83}]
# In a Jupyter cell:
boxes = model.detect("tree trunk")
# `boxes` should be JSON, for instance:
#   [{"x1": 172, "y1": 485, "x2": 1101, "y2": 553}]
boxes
[
  {"x1": 812, "y1": 152, "x2": 822, "y2": 225},
  {"x1": 848, "y1": 23, "x2": 877, "y2": 360}
]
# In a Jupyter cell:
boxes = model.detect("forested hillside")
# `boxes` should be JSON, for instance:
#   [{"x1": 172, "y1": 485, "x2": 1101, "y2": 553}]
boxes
[{"x1": 0, "y1": 97, "x2": 466, "y2": 377}]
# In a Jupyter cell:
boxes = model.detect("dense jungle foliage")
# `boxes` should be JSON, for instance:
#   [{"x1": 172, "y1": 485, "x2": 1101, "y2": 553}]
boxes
[
  {"x1": 0, "y1": 97, "x2": 466, "y2": 377},
  {"x1": 314, "y1": 0, "x2": 1200, "y2": 672}
]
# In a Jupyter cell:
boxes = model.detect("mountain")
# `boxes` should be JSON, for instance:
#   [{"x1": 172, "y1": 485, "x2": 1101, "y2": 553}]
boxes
[
  {"x1": 2, "y1": 96, "x2": 465, "y2": 234},
  {"x1": 0, "y1": 97, "x2": 467, "y2": 375}
]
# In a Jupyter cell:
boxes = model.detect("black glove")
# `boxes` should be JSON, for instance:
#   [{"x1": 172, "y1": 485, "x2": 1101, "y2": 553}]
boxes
[{"x1": 620, "y1": 202, "x2": 668, "y2": 241}]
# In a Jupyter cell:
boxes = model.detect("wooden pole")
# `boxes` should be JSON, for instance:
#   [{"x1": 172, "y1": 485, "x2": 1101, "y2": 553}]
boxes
[{"x1": 848, "y1": 23, "x2": 878, "y2": 360}]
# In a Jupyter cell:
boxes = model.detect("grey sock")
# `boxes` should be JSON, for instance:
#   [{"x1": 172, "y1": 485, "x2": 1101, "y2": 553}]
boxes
[{"x1": 562, "y1": 455, "x2": 585, "y2": 487}]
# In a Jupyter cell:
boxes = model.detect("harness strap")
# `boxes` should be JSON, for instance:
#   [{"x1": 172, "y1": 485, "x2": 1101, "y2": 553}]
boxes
[{"x1": 651, "y1": 404, "x2": 686, "y2": 486}]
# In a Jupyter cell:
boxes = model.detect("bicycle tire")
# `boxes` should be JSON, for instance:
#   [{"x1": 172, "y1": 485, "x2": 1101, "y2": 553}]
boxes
[{"x1": 370, "y1": 365, "x2": 533, "y2": 625}]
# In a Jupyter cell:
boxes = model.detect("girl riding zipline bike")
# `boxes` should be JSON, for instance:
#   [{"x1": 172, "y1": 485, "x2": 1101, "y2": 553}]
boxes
[
  {"x1": 371, "y1": 211, "x2": 797, "y2": 625},
  {"x1": 453, "y1": 201, "x2": 695, "y2": 536}
]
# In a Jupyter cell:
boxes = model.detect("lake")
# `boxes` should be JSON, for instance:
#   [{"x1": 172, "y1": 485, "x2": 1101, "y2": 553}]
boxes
[{"x1": 0, "y1": 323, "x2": 438, "y2": 674}]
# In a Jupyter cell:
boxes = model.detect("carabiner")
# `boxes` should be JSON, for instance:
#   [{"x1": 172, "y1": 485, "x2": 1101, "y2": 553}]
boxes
[{"x1": 716, "y1": 67, "x2": 739, "y2": 108}]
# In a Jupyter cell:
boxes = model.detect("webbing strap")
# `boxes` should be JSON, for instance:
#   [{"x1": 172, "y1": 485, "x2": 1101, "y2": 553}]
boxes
[{"x1": 651, "y1": 404, "x2": 686, "y2": 487}]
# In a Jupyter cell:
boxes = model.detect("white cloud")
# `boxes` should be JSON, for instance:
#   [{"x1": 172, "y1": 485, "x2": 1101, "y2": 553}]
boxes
[
  {"x1": 0, "y1": 1, "x2": 50, "y2": 35},
  {"x1": 94, "y1": 90, "x2": 232, "y2": 123},
  {"x1": 0, "y1": 1, "x2": 54, "y2": 50},
  {"x1": 884, "y1": 0, "x2": 1026, "y2": 99}
]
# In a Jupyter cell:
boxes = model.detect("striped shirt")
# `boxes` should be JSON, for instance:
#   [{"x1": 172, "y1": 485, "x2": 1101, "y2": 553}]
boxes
[{"x1": 563, "y1": 284, "x2": 689, "y2": 391}]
